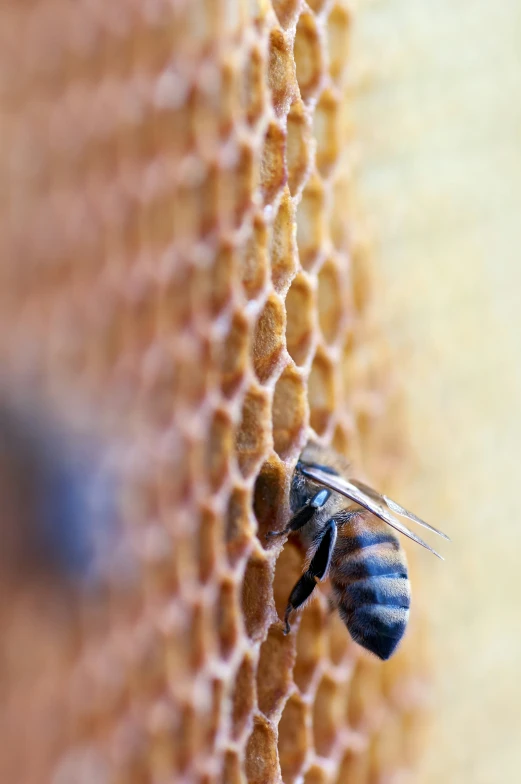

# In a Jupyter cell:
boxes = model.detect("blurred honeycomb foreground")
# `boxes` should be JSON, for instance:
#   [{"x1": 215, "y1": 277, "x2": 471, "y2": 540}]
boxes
[{"x1": 0, "y1": 2, "x2": 431, "y2": 783}]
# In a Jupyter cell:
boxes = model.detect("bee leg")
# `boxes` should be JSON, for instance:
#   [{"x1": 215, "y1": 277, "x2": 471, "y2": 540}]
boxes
[
  {"x1": 283, "y1": 518, "x2": 337, "y2": 633},
  {"x1": 266, "y1": 489, "x2": 330, "y2": 538}
]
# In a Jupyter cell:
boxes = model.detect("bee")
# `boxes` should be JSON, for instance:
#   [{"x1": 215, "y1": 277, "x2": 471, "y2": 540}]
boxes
[{"x1": 267, "y1": 442, "x2": 449, "y2": 660}]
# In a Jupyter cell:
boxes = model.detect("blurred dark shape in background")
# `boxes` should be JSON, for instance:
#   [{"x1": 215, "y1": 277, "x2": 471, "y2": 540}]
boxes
[{"x1": 0, "y1": 391, "x2": 124, "y2": 595}]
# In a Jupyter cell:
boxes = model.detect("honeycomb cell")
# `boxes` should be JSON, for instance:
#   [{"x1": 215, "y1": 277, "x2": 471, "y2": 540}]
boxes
[
  {"x1": 226, "y1": 485, "x2": 254, "y2": 568},
  {"x1": 294, "y1": 599, "x2": 326, "y2": 694},
  {"x1": 350, "y1": 243, "x2": 373, "y2": 315},
  {"x1": 285, "y1": 273, "x2": 315, "y2": 366},
  {"x1": 278, "y1": 694, "x2": 308, "y2": 782},
  {"x1": 217, "y1": 578, "x2": 240, "y2": 660},
  {"x1": 312, "y1": 675, "x2": 347, "y2": 758},
  {"x1": 327, "y1": 4, "x2": 351, "y2": 85},
  {"x1": 326, "y1": 195, "x2": 347, "y2": 265},
  {"x1": 306, "y1": 0, "x2": 329, "y2": 12},
  {"x1": 335, "y1": 749, "x2": 369, "y2": 784},
  {"x1": 241, "y1": 552, "x2": 273, "y2": 641},
  {"x1": 303, "y1": 766, "x2": 329, "y2": 784},
  {"x1": 313, "y1": 89, "x2": 340, "y2": 178},
  {"x1": 272, "y1": 366, "x2": 307, "y2": 459},
  {"x1": 317, "y1": 258, "x2": 344, "y2": 344},
  {"x1": 270, "y1": 191, "x2": 297, "y2": 294},
  {"x1": 235, "y1": 386, "x2": 271, "y2": 478},
  {"x1": 241, "y1": 43, "x2": 266, "y2": 126},
  {"x1": 347, "y1": 657, "x2": 384, "y2": 733},
  {"x1": 268, "y1": 28, "x2": 298, "y2": 117},
  {"x1": 272, "y1": 0, "x2": 300, "y2": 29},
  {"x1": 217, "y1": 311, "x2": 250, "y2": 399},
  {"x1": 308, "y1": 350, "x2": 335, "y2": 435},
  {"x1": 245, "y1": 716, "x2": 279, "y2": 784},
  {"x1": 260, "y1": 121, "x2": 287, "y2": 205},
  {"x1": 251, "y1": 294, "x2": 286, "y2": 383},
  {"x1": 253, "y1": 458, "x2": 287, "y2": 544},
  {"x1": 207, "y1": 241, "x2": 237, "y2": 318},
  {"x1": 231, "y1": 654, "x2": 256, "y2": 741},
  {"x1": 297, "y1": 175, "x2": 327, "y2": 270},
  {"x1": 218, "y1": 143, "x2": 256, "y2": 230},
  {"x1": 286, "y1": 101, "x2": 313, "y2": 195},
  {"x1": 328, "y1": 610, "x2": 352, "y2": 668},
  {"x1": 256, "y1": 626, "x2": 295, "y2": 718},
  {"x1": 240, "y1": 213, "x2": 269, "y2": 300},
  {"x1": 207, "y1": 408, "x2": 234, "y2": 492},
  {"x1": 222, "y1": 750, "x2": 243, "y2": 784},
  {"x1": 293, "y1": 12, "x2": 324, "y2": 103}
]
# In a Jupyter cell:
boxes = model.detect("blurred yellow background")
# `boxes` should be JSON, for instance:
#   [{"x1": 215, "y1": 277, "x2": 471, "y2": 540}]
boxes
[{"x1": 353, "y1": 1, "x2": 521, "y2": 782}]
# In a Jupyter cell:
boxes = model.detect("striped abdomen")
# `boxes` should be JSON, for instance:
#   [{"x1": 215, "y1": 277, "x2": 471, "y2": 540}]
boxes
[{"x1": 330, "y1": 511, "x2": 411, "y2": 660}]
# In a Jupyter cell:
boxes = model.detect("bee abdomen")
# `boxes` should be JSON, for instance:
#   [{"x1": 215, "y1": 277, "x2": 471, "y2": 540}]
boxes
[
  {"x1": 333, "y1": 571, "x2": 411, "y2": 661},
  {"x1": 345, "y1": 602, "x2": 409, "y2": 660}
]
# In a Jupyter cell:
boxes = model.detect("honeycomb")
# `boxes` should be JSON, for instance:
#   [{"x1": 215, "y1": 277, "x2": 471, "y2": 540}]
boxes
[{"x1": 0, "y1": 1, "x2": 432, "y2": 783}]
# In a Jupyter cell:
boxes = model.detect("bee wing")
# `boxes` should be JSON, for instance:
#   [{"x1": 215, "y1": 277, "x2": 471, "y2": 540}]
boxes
[
  {"x1": 300, "y1": 465, "x2": 444, "y2": 560},
  {"x1": 349, "y1": 479, "x2": 450, "y2": 541}
]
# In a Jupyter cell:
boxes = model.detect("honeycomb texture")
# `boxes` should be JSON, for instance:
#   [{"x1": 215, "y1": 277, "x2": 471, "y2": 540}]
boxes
[{"x1": 0, "y1": 2, "x2": 432, "y2": 783}]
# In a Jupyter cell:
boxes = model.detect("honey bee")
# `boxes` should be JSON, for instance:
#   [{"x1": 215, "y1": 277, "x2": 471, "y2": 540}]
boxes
[{"x1": 267, "y1": 443, "x2": 449, "y2": 660}]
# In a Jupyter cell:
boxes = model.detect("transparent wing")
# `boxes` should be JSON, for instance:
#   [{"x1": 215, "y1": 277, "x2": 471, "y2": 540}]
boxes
[
  {"x1": 349, "y1": 478, "x2": 450, "y2": 541},
  {"x1": 299, "y1": 465, "x2": 446, "y2": 560}
]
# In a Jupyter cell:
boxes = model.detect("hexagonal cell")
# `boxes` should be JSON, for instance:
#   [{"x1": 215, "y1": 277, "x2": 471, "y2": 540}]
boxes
[
  {"x1": 296, "y1": 175, "x2": 327, "y2": 270},
  {"x1": 240, "y1": 212, "x2": 269, "y2": 300},
  {"x1": 313, "y1": 89, "x2": 340, "y2": 177},
  {"x1": 170, "y1": 334, "x2": 211, "y2": 411},
  {"x1": 192, "y1": 59, "x2": 237, "y2": 158},
  {"x1": 272, "y1": 537, "x2": 304, "y2": 619},
  {"x1": 217, "y1": 578, "x2": 240, "y2": 660},
  {"x1": 277, "y1": 694, "x2": 308, "y2": 782},
  {"x1": 226, "y1": 485, "x2": 254, "y2": 567},
  {"x1": 189, "y1": 600, "x2": 216, "y2": 672},
  {"x1": 347, "y1": 656, "x2": 384, "y2": 733},
  {"x1": 270, "y1": 191, "x2": 297, "y2": 294},
  {"x1": 218, "y1": 143, "x2": 256, "y2": 231},
  {"x1": 206, "y1": 408, "x2": 234, "y2": 492},
  {"x1": 231, "y1": 653, "x2": 256, "y2": 741},
  {"x1": 272, "y1": 0, "x2": 300, "y2": 28},
  {"x1": 294, "y1": 599, "x2": 327, "y2": 693},
  {"x1": 253, "y1": 457, "x2": 288, "y2": 544},
  {"x1": 251, "y1": 294, "x2": 286, "y2": 383},
  {"x1": 327, "y1": 4, "x2": 351, "y2": 85},
  {"x1": 241, "y1": 43, "x2": 267, "y2": 126},
  {"x1": 303, "y1": 766, "x2": 329, "y2": 784},
  {"x1": 272, "y1": 366, "x2": 307, "y2": 460},
  {"x1": 285, "y1": 273, "x2": 315, "y2": 366},
  {"x1": 221, "y1": 750, "x2": 243, "y2": 784},
  {"x1": 350, "y1": 243, "x2": 373, "y2": 315},
  {"x1": 328, "y1": 609, "x2": 352, "y2": 667},
  {"x1": 308, "y1": 350, "x2": 335, "y2": 436},
  {"x1": 268, "y1": 28, "x2": 298, "y2": 116},
  {"x1": 206, "y1": 240, "x2": 237, "y2": 318},
  {"x1": 241, "y1": 552, "x2": 274, "y2": 641},
  {"x1": 260, "y1": 121, "x2": 287, "y2": 205},
  {"x1": 312, "y1": 675, "x2": 347, "y2": 758},
  {"x1": 329, "y1": 177, "x2": 351, "y2": 253},
  {"x1": 286, "y1": 101, "x2": 313, "y2": 196},
  {"x1": 205, "y1": 678, "x2": 225, "y2": 757},
  {"x1": 256, "y1": 625, "x2": 295, "y2": 718},
  {"x1": 235, "y1": 386, "x2": 271, "y2": 478},
  {"x1": 317, "y1": 258, "x2": 344, "y2": 344},
  {"x1": 245, "y1": 715, "x2": 279, "y2": 784},
  {"x1": 335, "y1": 749, "x2": 369, "y2": 784},
  {"x1": 293, "y1": 12, "x2": 324, "y2": 103},
  {"x1": 217, "y1": 311, "x2": 250, "y2": 399},
  {"x1": 306, "y1": 0, "x2": 329, "y2": 11}
]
